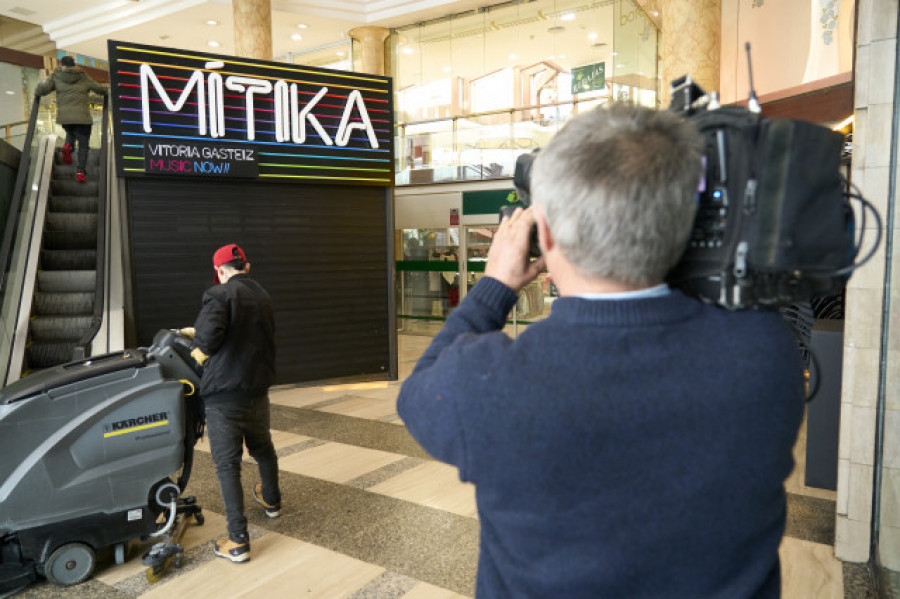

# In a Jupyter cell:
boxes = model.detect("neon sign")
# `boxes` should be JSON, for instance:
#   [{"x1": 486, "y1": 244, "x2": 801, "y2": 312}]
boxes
[{"x1": 108, "y1": 40, "x2": 394, "y2": 185}]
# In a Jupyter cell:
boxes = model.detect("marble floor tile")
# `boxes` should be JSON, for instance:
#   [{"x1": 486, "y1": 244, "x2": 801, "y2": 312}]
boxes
[
  {"x1": 369, "y1": 461, "x2": 478, "y2": 518},
  {"x1": 278, "y1": 441, "x2": 405, "y2": 484},
  {"x1": 141, "y1": 532, "x2": 384, "y2": 598},
  {"x1": 317, "y1": 395, "x2": 399, "y2": 421},
  {"x1": 780, "y1": 536, "x2": 843, "y2": 599}
]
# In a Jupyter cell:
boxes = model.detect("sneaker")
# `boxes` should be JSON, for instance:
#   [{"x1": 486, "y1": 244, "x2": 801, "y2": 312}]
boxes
[
  {"x1": 75, "y1": 170, "x2": 86, "y2": 183},
  {"x1": 213, "y1": 536, "x2": 250, "y2": 563},
  {"x1": 61, "y1": 143, "x2": 72, "y2": 164},
  {"x1": 253, "y1": 482, "x2": 281, "y2": 518}
]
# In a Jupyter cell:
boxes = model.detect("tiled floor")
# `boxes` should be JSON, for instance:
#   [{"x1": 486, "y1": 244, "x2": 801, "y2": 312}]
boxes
[{"x1": 9, "y1": 333, "x2": 862, "y2": 598}]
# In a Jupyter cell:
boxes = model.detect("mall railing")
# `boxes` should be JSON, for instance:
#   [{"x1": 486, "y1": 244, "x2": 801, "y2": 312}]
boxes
[{"x1": 394, "y1": 97, "x2": 608, "y2": 186}]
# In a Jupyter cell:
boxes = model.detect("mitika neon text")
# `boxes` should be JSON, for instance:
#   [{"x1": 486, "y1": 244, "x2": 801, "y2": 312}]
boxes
[{"x1": 139, "y1": 64, "x2": 379, "y2": 148}]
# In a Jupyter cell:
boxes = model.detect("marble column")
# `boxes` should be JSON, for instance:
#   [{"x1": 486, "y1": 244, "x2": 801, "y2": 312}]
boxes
[
  {"x1": 349, "y1": 26, "x2": 390, "y2": 76},
  {"x1": 658, "y1": 0, "x2": 721, "y2": 108},
  {"x1": 233, "y1": 0, "x2": 272, "y2": 61}
]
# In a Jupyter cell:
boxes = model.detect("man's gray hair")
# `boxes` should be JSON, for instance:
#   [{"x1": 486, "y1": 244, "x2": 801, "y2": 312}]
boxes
[{"x1": 531, "y1": 103, "x2": 703, "y2": 287}]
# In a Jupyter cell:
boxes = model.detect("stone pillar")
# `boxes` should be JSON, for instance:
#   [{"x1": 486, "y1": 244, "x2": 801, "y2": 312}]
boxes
[
  {"x1": 835, "y1": 0, "x2": 899, "y2": 566},
  {"x1": 349, "y1": 26, "x2": 390, "y2": 76},
  {"x1": 233, "y1": 0, "x2": 272, "y2": 61},
  {"x1": 658, "y1": 0, "x2": 720, "y2": 108}
]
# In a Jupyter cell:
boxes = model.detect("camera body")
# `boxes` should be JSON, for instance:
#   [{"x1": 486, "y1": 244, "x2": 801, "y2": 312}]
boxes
[{"x1": 509, "y1": 79, "x2": 860, "y2": 310}]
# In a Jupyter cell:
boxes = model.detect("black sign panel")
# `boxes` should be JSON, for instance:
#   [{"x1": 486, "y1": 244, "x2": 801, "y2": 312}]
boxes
[{"x1": 107, "y1": 40, "x2": 394, "y2": 186}]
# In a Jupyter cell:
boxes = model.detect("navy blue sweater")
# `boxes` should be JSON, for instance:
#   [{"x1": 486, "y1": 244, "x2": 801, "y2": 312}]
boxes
[{"x1": 398, "y1": 277, "x2": 804, "y2": 598}]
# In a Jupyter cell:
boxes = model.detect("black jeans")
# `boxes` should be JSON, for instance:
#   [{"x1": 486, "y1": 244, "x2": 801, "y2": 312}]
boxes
[
  {"x1": 205, "y1": 395, "x2": 280, "y2": 541},
  {"x1": 61, "y1": 123, "x2": 91, "y2": 171}
]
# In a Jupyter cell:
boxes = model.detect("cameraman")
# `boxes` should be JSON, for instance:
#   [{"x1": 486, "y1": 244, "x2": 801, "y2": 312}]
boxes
[{"x1": 397, "y1": 103, "x2": 804, "y2": 598}]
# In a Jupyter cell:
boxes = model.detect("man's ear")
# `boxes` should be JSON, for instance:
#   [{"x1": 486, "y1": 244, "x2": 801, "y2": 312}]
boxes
[
  {"x1": 534, "y1": 205, "x2": 554, "y2": 253},
  {"x1": 245, "y1": 263, "x2": 251, "y2": 273}
]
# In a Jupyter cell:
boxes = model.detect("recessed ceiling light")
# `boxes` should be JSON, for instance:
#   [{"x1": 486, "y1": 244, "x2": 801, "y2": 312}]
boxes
[
  {"x1": 208, "y1": 40, "x2": 220, "y2": 47},
  {"x1": 206, "y1": 20, "x2": 219, "y2": 26},
  {"x1": 5, "y1": 91, "x2": 14, "y2": 95},
  {"x1": 610, "y1": 51, "x2": 618, "y2": 56},
  {"x1": 442, "y1": 66, "x2": 451, "y2": 72},
  {"x1": 558, "y1": 54, "x2": 566, "y2": 59},
  {"x1": 297, "y1": 23, "x2": 308, "y2": 29},
  {"x1": 561, "y1": 12, "x2": 575, "y2": 21},
  {"x1": 587, "y1": 32, "x2": 598, "y2": 41},
  {"x1": 508, "y1": 53, "x2": 517, "y2": 60},
  {"x1": 337, "y1": 51, "x2": 345, "y2": 57},
  {"x1": 291, "y1": 33, "x2": 302, "y2": 41},
  {"x1": 402, "y1": 47, "x2": 413, "y2": 55}
]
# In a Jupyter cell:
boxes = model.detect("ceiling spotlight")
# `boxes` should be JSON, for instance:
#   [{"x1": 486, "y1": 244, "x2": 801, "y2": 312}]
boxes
[
  {"x1": 207, "y1": 40, "x2": 220, "y2": 47},
  {"x1": 508, "y1": 53, "x2": 517, "y2": 60},
  {"x1": 610, "y1": 51, "x2": 618, "y2": 56},
  {"x1": 587, "y1": 32, "x2": 598, "y2": 41},
  {"x1": 443, "y1": 66, "x2": 451, "y2": 72},
  {"x1": 402, "y1": 47, "x2": 413, "y2": 54},
  {"x1": 297, "y1": 23, "x2": 308, "y2": 29},
  {"x1": 291, "y1": 33, "x2": 302, "y2": 41},
  {"x1": 337, "y1": 51, "x2": 345, "y2": 57},
  {"x1": 561, "y1": 12, "x2": 575, "y2": 21},
  {"x1": 5, "y1": 90, "x2": 14, "y2": 95},
  {"x1": 206, "y1": 20, "x2": 219, "y2": 26}
]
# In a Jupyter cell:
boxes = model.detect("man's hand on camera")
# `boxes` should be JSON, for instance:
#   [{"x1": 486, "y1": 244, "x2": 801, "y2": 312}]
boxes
[{"x1": 485, "y1": 207, "x2": 546, "y2": 293}]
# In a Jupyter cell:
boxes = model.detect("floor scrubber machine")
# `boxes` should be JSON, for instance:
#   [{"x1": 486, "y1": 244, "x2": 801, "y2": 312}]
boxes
[{"x1": 0, "y1": 330, "x2": 205, "y2": 592}]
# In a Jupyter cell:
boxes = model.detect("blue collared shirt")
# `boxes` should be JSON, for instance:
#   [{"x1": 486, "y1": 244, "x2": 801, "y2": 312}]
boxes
[{"x1": 573, "y1": 283, "x2": 671, "y2": 301}]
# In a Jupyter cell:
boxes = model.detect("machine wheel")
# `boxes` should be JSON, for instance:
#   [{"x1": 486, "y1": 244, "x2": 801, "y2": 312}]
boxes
[
  {"x1": 44, "y1": 543, "x2": 96, "y2": 587},
  {"x1": 195, "y1": 512, "x2": 205, "y2": 526}
]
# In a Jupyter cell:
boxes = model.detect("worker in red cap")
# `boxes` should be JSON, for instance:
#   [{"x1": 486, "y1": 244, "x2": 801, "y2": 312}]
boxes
[{"x1": 180, "y1": 243, "x2": 281, "y2": 563}]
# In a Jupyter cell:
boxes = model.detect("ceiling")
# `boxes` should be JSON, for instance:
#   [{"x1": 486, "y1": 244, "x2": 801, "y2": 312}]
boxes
[{"x1": 0, "y1": 0, "x2": 489, "y2": 62}]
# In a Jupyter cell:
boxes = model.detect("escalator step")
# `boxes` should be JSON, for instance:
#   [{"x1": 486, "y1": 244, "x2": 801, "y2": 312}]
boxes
[
  {"x1": 37, "y1": 270, "x2": 96, "y2": 292},
  {"x1": 49, "y1": 196, "x2": 98, "y2": 213},
  {"x1": 51, "y1": 180, "x2": 99, "y2": 197},
  {"x1": 30, "y1": 316, "x2": 93, "y2": 342},
  {"x1": 53, "y1": 148, "x2": 101, "y2": 167},
  {"x1": 27, "y1": 342, "x2": 78, "y2": 369},
  {"x1": 42, "y1": 230, "x2": 96, "y2": 251},
  {"x1": 45, "y1": 213, "x2": 97, "y2": 235},
  {"x1": 40, "y1": 249, "x2": 96, "y2": 270},
  {"x1": 33, "y1": 292, "x2": 94, "y2": 316}
]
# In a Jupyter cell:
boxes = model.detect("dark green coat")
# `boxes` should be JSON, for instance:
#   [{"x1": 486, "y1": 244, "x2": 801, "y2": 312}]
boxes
[{"x1": 35, "y1": 66, "x2": 108, "y2": 126}]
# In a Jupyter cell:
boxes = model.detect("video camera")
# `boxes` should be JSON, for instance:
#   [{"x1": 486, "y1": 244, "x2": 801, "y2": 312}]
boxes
[{"x1": 508, "y1": 53, "x2": 879, "y2": 310}]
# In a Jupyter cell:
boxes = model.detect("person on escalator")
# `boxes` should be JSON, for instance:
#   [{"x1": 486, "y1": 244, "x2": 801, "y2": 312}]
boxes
[{"x1": 35, "y1": 55, "x2": 108, "y2": 183}]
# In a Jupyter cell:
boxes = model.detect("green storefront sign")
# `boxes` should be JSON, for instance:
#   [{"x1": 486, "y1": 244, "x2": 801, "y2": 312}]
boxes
[
  {"x1": 462, "y1": 189, "x2": 523, "y2": 215},
  {"x1": 572, "y1": 62, "x2": 606, "y2": 94}
]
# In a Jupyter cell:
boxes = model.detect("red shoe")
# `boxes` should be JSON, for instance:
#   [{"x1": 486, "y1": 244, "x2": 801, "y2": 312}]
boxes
[
  {"x1": 76, "y1": 170, "x2": 86, "y2": 183},
  {"x1": 61, "y1": 143, "x2": 72, "y2": 164}
]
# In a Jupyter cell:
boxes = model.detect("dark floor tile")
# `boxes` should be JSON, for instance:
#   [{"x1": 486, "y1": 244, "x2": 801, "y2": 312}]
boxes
[
  {"x1": 184, "y1": 452, "x2": 478, "y2": 596},
  {"x1": 9, "y1": 578, "x2": 128, "y2": 599},
  {"x1": 876, "y1": 564, "x2": 900, "y2": 599},
  {"x1": 270, "y1": 404, "x2": 430, "y2": 459},
  {"x1": 785, "y1": 492, "x2": 836, "y2": 545},
  {"x1": 843, "y1": 561, "x2": 877, "y2": 598}
]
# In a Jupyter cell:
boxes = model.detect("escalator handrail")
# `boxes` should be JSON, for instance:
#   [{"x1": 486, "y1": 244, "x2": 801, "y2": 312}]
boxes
[
  {"x1": 0, "y1": 95, "x2": 42, "y2": 295},
  {"x1": 73, "y1": 94, "x2": 110, "y2": 360}
]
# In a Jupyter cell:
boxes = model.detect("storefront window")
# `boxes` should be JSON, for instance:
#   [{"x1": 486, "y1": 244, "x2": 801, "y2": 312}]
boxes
[{"x1": 393, "y1": 0, "x2": 658, "y2": 186}]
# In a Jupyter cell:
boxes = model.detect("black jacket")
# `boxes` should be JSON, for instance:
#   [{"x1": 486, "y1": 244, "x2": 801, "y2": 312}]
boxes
[{"x1": 192, "y1": 273, "x2": 275, "y2": 404}]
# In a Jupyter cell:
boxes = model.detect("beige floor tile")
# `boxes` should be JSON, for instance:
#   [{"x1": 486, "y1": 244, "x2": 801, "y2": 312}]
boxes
[
  {"x1": 195, "y1": 429, "x2": 313, "y2": 460},
  {"x1": 369, "y1": 461, "x2": 477, "y2": 518},
  {"x1": 278, "y1": 441, "x2": 404, "y2": 484},
  {"x1": 269, "y1": 387, "x2": 352, "y2": 408},
  {"x1": 316, "y1": 396, "x2": 398, "y2": 421},
  {"x1": 780, "y1": 536, "x2": 843, "y2": 599},
  {"x1": 94, "y1": 511, "x2": 226, "y2": 586},
  {"x1": 403, "y1": 581, "x2": 472, "y2": 598},
  {"x1": 143, "y1": 532, "x2": 383, "y2": 598}
]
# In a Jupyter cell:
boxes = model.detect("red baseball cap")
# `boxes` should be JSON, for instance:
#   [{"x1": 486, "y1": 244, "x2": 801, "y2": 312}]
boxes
[{"x1": 212, "y1": 244, "x2": 247, "y2": 283}]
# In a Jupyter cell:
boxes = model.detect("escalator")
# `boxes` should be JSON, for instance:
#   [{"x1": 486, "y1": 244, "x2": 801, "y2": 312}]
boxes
[
  {"x1": 25, "y1": 148, "x2": 101, "y2": 370},
  {"x1": 0, "y1": 94, "x2": 113, "y2": 385}
]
